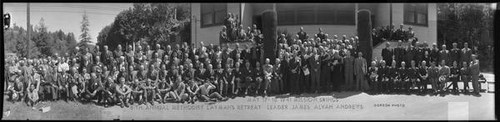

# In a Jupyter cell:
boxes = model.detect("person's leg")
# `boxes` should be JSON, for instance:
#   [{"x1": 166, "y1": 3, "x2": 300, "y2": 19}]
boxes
[
  {"x1": 142, "y1": 90, "x2": 148, "y2": 104},
  {"x1": 424, "y1": 79, "x2": 429, "y2": 93},
  {"x1": 118, "y1": 95, "x2": 125, "y2": 107},
  {"x1": 256, "y1": 78, "x2": 262, "y2": 95},
  {"x1": 433, "y1": 78, "x2": 439, "y2": 92},
  {"x1": 278, "y1": 76, "x2": 284, "y2": 94},
  {"x1": 209, "y1": 92, "x2": 227, "y2": 101},
  {"x1": 164, "y1": 92, "x2": 174, "y2": 102},
  {"x1": 472, "y1": 76, "x2": 479, "y2": 93},
  {"x1": 311, "y1": 73, "x2": 317, "y2": 93},
  {"x1": 452, "y1": 78, "x2": 458, "y2": 93},
  {"x1": 355, "y1": 74, "x2": 361, "y2": 91},
  {"x1": 200, "y1": 95, "x2": 210, "y2": 102},
  {"x1": 218, "y1": 80, "x2": 224, "y2": 96},
  {"x1": 51, "y1": 86, "x2": 58, "y2": 101},
  {"x1": 244, "y1": 79, "x2": 250, "y2": 95},
  {"x1": 263, "y1": 78, "x2": 270, "y2": 96},
  {"x1": 463, "y1": 76, "x2": 469, "y2": 92}
]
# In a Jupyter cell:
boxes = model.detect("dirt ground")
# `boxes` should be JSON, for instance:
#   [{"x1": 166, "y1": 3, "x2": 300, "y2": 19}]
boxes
[{"x1": 1, "y1": 73, "x2": 495, "y2": 120}]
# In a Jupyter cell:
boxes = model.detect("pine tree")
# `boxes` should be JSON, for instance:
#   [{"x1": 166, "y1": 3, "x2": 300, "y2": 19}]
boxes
[{"x1": 79, "y1": 10, "x2": 92, "y2": 49}]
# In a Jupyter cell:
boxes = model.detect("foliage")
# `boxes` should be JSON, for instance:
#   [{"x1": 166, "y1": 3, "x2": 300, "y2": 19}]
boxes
[
  {"x1": 437, "y1": 3, "x2": 494, "y2": 71},
  {"x1": 437, "y1": 3, "x2": 494, "y2": 48},
  {"x1": 3, "y1": 23, "x2": 77, "y2": 58},
  {"x1": 96, "y1": 3, "x2": 191, "y2": 51}
]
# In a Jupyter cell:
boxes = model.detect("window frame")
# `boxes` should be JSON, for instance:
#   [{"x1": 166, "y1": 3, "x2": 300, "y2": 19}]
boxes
[
  {"x1": 404, "y1": 3, "x2": 428, "y2": 27},
  {"x1": 200, "y1": 3, "x2": 228, "y2": 28},
  {"x1": 276, "y1": 3, "x2": 356, "y2": 26}
]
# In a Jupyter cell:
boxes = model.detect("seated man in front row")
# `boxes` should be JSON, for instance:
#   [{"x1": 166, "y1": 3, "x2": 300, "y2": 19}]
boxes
[
  {"x1": 198, "y1": 82, "x2": 228, "y2": 102},
  {"x1": 115, "y1": 77, "x2": 132, "y2": 108}
]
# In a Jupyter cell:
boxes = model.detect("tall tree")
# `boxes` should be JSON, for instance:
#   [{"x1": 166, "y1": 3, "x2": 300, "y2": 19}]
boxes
[
  {"x1": 437, "y1": 3, "x2": 494, "y2": 48},
  {"x1": 79, "y1": 11, "x2": 92, "y2": 49},
  {"x1": 97, "y1": 3, "x2": 191, "y2": 50},
  {"x1": 33, "y1": 18, "x2": 55, "y2": 56}
]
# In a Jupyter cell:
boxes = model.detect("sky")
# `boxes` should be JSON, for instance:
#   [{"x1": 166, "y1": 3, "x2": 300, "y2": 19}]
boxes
[{"x1": 3, "y1": 3, "x2": 134, "y2": 44}]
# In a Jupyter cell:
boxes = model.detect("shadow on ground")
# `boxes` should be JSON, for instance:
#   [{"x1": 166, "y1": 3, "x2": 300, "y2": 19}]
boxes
[{"x1": 272, "y1": 91, "x2": 363, "y2": 99}]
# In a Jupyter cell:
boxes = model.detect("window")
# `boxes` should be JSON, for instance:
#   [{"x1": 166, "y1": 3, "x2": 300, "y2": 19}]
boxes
[
  {"x1": 201, "y1": 3, "x2": 227, "y2": 28},
  {"x1": 404, "y1": 3, "x2": 428, "y2": 26},
  {"x1": 277, "y1": 3, "x2": 355, "y2": 25}
]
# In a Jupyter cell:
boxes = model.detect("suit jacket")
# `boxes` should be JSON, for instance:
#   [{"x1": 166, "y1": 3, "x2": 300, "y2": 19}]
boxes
[
  {"x1": 469, "y1": 60, "x2": 480, "y2": 75},
  {"x1": 461, "y1": 48, "x2": 472, "y2": 64},
  {"x1": 382, "y1": 47, "x2": 393, "y2": 62},
  {"x1": 309, "y1": 54, "x2": 321, "y2": 73},
  {"x1": 438, "y1": 50, "x2": 449, "y2": 64},
  {"x1": 450, "y1": 48, "x2": 461, "y2": 64}
]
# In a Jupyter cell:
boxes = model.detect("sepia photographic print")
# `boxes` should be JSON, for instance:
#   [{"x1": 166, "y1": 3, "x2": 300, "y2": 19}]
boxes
[{"x1": 2, "y1": 2, "x2": 497, "y2": 120}]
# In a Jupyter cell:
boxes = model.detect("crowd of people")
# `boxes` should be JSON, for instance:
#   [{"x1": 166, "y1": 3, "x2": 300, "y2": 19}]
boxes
[
  {"x1": 372, "y1": 24, "x2": 417, "y2": 46},
  {"x1": 377, "y1": 40, "x2": 482, "y2": 95},
  {"x1": 4, "y1": 25, "x2": 482, "y2": 109},
  {"x1": 219, "y1": 12, "x2": 263, "y2": 44}
]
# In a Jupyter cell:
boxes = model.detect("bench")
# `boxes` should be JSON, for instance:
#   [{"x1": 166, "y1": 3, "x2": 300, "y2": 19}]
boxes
[{"x1": 442, "y1": 74, "x2": 491, "y2": 93}]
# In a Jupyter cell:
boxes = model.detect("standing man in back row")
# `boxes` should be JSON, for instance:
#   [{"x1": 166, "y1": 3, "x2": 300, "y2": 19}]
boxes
[
  {"x1": 461, "y1": 42, "x2": 472, "y2": 66},
  {"x1": 381, "y1": 42, "x2": 393, "y2": 67},
  {"x1": 297, "y1": 27, "x2": 308, "y2": 41}
]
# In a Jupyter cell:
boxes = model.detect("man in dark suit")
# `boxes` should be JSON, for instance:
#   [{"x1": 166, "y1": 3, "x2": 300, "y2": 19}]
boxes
[
  {"x1": 405, "y1": 44, "x2": 415, "y2": 68},
  {"x1": 393, "y1": 40, "x2": 406, "y2": 68},
  {"x1": 309, "y1": 48, "x2": 321, "y2": 93},
  {"x1": 449, "y1": 43, "x2": 461, "y2": 67},
  {"x1": 430, "y1": 44, "x2": 440, "y2": 65},
  {"x1": 297, "y1": 27, "x2": 308, "y2": 41},
  {"x1": 381, "y1": 42, "x2": 393, "y2": 66}
]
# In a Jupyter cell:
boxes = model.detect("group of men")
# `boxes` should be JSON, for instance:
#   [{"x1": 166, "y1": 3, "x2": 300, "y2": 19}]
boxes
[
  {"x1": 272, "y1": 27, "x2": 372, "y2": 95},
  {"x1": 375, "y1": 40, "x2": 482, "y2": 95},
  {"x1": 4, "y1": 26, "x2": 483, "y2": 109},
  {"x1": 372, "y1": 24, "x2": 417, "y2": 45},
  {"x1": 220, "y1": 12, "x2": 263, "y2": 44}
]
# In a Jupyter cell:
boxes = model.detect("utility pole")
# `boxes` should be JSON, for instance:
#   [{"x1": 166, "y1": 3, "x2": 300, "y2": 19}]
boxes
[
  {"x1": 389, "y1": 3, "x2": 393, "y2": 41},
  {"x1": 27, "y1": 3, "x2": 30, "y2": 58}
]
